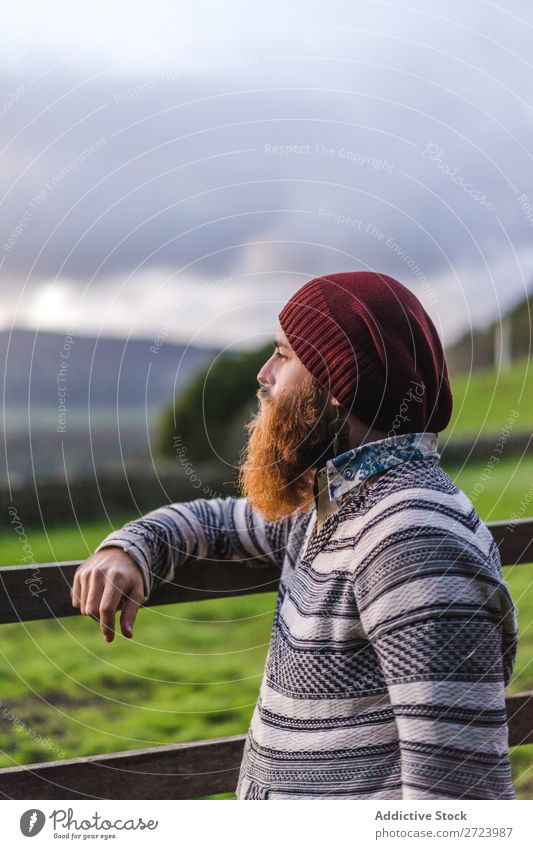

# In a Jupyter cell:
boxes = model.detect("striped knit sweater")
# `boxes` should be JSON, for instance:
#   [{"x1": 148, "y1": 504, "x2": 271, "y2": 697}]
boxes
[{"x1": 95, "y1": 432, "x2": 519, "y2": 800}]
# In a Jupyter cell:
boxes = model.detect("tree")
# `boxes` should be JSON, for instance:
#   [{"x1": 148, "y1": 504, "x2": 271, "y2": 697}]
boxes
[{"x1": 156, "y1": 343, "x2": 272, "y2": 467}]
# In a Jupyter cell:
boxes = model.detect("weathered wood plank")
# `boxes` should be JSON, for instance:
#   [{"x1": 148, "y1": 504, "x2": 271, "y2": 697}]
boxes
[
  {"x1": 0, "y1": 559, "x2": 280, "y2": 625},
  {"x1": 0, "y1": 734, "x2": 246, "y2": 800},
  {"x1": 507, "y1": 690, "x2": 533, "y2": 747},
  {"x1": 487, "y1": 517, "x2": 533, "y2": 566}
]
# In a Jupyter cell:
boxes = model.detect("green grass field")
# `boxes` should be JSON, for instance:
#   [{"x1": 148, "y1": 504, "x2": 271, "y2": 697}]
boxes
[
  {"x1": 443, "y1": 356, "x2": 532, "y2": 437},
  {"x1": 1, "y1": 452, "x2": 532, "y2": 799}
]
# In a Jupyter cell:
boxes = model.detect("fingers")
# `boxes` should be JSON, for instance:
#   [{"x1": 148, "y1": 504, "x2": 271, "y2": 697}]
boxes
[
  {"x1": 70, "y1": 548, "x2": 144, "y2": 643},
  {"x1": 71, "y1": 559, "x2": 95, "y2": 613},
  {"x1": 77, "y1": 567, "x2": 92, "y2": 615},
  {"x1": 83, "y1": 564, "x2": 106, "y2": 621},
  {"x1": 70, "y1": 565, "x2": 82, "y2": 608},
  {"x1": 97, "y1": 575, "x2": 127, "y2": 643},
  {"x1": 120, "y1": 585, "x2": 144, "y2": 639}
]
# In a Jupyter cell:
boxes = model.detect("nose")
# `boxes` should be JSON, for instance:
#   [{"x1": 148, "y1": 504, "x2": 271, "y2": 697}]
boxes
[
  {"x1": 257, "y1": 358, "x2": 274, "y2": 397},
  {"x1": 257, "y1": 357, "x2": 271, "y2": 388}
]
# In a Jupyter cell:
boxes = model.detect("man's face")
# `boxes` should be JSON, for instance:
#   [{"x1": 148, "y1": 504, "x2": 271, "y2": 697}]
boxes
[
  {"x1": 237, "y1": 327, "x2": 350, "y2": 521},
  {"x1": 255, "y1": 327, "x2": 308, "y2": 402}
]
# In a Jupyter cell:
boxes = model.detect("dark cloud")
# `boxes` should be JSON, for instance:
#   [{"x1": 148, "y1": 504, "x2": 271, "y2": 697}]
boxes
[{"x1": 0, "y1": 1, "x2": 532, "y2": 344}]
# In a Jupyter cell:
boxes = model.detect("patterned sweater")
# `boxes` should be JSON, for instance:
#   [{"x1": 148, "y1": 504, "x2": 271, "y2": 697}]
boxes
[{"x1": 95, "y1": 432, "x2": 519, "y2": 800}]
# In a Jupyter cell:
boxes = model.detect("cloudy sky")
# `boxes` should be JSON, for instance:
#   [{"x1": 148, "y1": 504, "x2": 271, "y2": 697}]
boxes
[{"x1": 1, "y1": 0, "x2": 532, "y2": 351}]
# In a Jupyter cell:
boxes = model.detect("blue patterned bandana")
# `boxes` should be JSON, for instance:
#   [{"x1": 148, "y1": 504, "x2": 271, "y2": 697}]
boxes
[{"x1": 314, "y1": 432, "x2": 440, "y2": 529}]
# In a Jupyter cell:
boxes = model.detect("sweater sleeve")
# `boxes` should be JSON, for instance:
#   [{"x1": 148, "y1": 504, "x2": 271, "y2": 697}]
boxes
[
  {"x1": 352, "y1": 526, "x2": 519, "y2": 800},
  {"x1": 94, "y1": 496, "x2": 295, "y2": 602}
]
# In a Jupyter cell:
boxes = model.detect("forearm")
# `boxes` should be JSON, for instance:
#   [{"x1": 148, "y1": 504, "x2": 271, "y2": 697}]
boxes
[{"x1": 95, "y1": 495, "x2": 294, "y2": 600}]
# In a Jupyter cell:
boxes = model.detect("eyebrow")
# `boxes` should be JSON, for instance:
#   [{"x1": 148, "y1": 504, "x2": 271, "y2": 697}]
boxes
[{"x1": 273, "y1": 336, "x2": 290, "y2": 350}]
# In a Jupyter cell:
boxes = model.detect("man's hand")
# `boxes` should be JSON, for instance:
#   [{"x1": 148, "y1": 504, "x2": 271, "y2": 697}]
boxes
[{"x1": 70, "y1": 547, "x2": 145, "y2": 642}]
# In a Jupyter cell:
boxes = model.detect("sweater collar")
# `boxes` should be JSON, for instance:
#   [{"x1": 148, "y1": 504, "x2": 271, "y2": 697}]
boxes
[{"x1": 314, "y1": 431, "x2": 440, "y2": 527}]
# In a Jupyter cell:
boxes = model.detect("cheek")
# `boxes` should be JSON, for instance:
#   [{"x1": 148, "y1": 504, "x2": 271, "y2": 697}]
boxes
[
  {"x1": 277, "y1": 362, "x2": 303, "y2": 391},
  {"x1": 289, "y1": 360, "x2": 309, "y2": 382}
]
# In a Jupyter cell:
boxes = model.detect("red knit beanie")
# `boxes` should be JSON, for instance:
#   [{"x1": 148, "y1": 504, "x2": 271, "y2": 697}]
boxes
[{"x1": 278, "y1": 271, "x2": 453, "y2": 435}]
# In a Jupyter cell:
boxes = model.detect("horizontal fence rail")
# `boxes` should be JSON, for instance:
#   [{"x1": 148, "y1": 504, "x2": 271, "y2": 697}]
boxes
[
  {"x1": 0, "y1": 558, "x2": 280, "y2": 625},
  {"x1": 1, "y1": 517, "x2": 532, "y2": 626},
  {"x1": 0, "y1": 515, "x2": 532, "y2": 799},
  {"x1": 0, "y1": 735, "x2": 247, "y2": 800}
]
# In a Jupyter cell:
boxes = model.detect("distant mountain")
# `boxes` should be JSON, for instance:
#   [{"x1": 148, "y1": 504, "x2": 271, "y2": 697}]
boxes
[
  {"x1": 0, "y1": 328, "x2": 223, "y2": 483},
  {"x1": 0, "y1": 328, "x2": 219, "y2": 414}
]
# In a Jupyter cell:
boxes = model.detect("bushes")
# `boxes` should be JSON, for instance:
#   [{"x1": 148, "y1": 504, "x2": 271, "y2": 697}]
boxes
[{"x1": 156, "y1": 343, "x2": 272, "y2": 467}]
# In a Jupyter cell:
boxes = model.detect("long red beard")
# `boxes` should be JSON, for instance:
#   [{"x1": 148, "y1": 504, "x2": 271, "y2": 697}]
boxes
[{"x1": 237, "y1": 373, "x2": 350, "y2": 521}]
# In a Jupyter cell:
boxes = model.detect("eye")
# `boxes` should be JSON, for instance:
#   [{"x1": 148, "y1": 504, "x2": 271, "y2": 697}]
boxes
[{"x1": 275, "y1": 350, "x2": 287, "y2": 360}]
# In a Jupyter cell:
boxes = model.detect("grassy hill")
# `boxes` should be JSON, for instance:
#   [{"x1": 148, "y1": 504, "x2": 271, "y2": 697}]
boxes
[
  {"x1": 443, "y1": 356, "x2": 531, "y2": 438},
  {"x1": 445, "y1": 287, "x2": 532, "y2": 374}
]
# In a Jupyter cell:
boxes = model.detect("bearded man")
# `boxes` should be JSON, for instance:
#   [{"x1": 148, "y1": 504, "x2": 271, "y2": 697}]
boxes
[{"x1": 72, "y1": 271, "x2": 518, "y2": 800}]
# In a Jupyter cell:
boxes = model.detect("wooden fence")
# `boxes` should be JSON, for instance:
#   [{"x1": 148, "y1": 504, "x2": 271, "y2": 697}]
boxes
[{"x1": 0, "y1": 517, "x2": 532, "y2": 799}]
